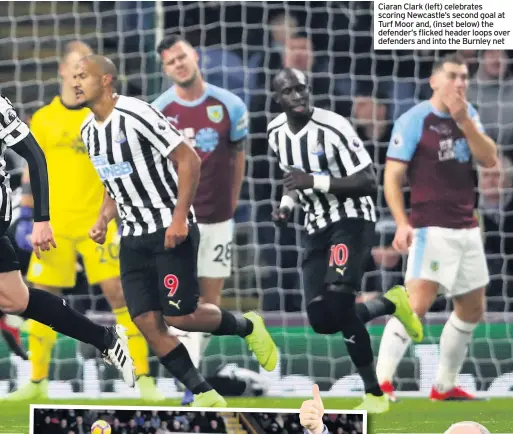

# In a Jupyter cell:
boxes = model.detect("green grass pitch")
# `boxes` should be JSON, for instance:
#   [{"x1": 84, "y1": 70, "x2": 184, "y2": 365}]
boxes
[{"x1": 2, "y1": 397, "x2": 511, "y2": 434}]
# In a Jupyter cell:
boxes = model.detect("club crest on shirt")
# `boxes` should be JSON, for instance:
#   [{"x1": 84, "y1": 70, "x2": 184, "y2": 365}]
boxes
[
  {"x1": 391, "y1": 133, "x2": 402, "y2": 148},
  {"x1": 154, "y1": 119, "x2": 170, "y2": 135},
  {"x1": 4, "y1": 109, "x2": 17, "y2": 125},
  {"x1": 207, "y1": 105, "x2": 224, "y2": 123},
  {"x1": 115, "y1": 130, "x2": 127, "y2": 145},
  {"x1": 348, "y1": 137, "x2": 364, "y2": 152},
  {"x1": 310, "y1": 142, "x2": 325, "y2": 155}
]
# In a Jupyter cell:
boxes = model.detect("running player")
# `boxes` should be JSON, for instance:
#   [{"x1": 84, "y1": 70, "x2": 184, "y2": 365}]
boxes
[
  {"x1": 152, "y1": 34, "x2": 247, "y2": 404},
  {"x1": 269, "y1": 68, "x2": 423, "y2": 413},
  {"x1": 76, "y1": 54, "x2": 277, "y2": 407},
  {"x1": 0, "y1": 94, "x2": 135, "y2": 394},
  {"x1": 7, "y1": 41, "x2": 162, "y2": 401}
]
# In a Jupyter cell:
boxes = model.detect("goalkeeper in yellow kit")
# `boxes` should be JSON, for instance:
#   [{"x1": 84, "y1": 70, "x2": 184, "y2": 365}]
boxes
[{"x1": 7, "y1": 41, "x2": 164, "y2": 401}]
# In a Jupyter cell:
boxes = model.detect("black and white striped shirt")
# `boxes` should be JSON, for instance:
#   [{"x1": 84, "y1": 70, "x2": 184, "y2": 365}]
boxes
[
  {"x1": 0, "y1": 95, "x2": 30, "y2": 221},
  {"x1": 268, "y1": 107, "x2": 377, "y2": 234},
  {"x1": 81, "y1": 95, "x2": 195, "y2": 237}
]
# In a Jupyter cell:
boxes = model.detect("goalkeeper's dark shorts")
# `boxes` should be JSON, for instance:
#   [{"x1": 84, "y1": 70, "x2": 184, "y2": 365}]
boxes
[
  {"x1": 302, "y1": 219, "x2": 375, "y2": 305},
  {"x1": 119, "y1": 223, "x2": 200, "y2": 319},
  {"x1": 0, "y1": 218, "x2": 21, "y2": 274}
]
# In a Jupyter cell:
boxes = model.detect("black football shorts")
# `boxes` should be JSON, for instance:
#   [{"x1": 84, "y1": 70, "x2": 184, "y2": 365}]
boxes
[
  {"x1": 120, "y1": 223, "x2": 200, "y2": 319},
  {"x1": 302, "y1": 219, "x2": 375, "y2": 305}
]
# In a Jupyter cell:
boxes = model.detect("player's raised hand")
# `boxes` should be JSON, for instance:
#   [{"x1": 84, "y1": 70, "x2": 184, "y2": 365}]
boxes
[
  {"x1": 31, "y1": 221, "x2": 57, "y2": 259},
  {"x1": 89, "y1": 216, "x2": 108, "y2": 245},
  {"x1": 442, "y1": 91, "x2": 469, "y2": 124},
  {"x1": 300, "y1": 384, "x2": 325, "y2": 434},
  {"x1": 165, "y1": 219, "x2": 188, "y2": 249},
  {"x1": 392, "y1": 224, "x2": 414, "y2": 253}
]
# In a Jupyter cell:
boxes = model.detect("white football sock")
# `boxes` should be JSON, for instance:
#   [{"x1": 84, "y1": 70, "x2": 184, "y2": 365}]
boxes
[
  {"x1": 168, "y1": 327, "x2": 202, "y2": 368},
  {"x1": 435, "y1": 312, "x2": 478, "y2": 393},
  {"x1": 376, "y1": 317, "x2": 412, "y2": 384}
]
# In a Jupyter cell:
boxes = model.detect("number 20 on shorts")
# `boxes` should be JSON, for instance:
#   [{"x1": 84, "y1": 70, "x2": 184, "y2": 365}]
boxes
[
  {"x1": 329, "y1": 243, "x2": 349, "y2": 267},
  {"x1": 164, "y1": 274, "x2": 179, "y2": 297}
]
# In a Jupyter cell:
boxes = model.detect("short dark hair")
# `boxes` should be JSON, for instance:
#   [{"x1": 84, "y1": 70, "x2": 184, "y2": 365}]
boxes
[
  {"x1": 156, "y1": 34, "x2": 189, "y2": 56},
  {"x1": 432, "y1": 53, "x2": 467, "y2": 74}
]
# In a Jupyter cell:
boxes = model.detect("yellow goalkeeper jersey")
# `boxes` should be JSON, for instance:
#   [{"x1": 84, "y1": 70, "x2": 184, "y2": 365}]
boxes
[{"x1": 30, "y1": 96, "x2": 104, "y2": 234}]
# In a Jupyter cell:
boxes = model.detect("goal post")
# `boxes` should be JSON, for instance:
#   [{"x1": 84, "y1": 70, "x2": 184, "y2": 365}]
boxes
[{"x1": 1, "y1": 1, "x2": 511, "y2": 399}]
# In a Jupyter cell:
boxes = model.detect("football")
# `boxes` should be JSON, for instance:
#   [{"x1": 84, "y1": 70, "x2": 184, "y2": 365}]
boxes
[{"x1": 91, "y1": 420, "x2": 111, "y2": 434}]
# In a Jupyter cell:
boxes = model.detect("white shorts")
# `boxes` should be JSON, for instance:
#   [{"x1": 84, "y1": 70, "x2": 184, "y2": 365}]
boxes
[
  {"x1": 197, "y1": 219, "x2": 234, "y2": 279},
  {"x1": 405, "y1": 226, "x2": 490, "y2": 298}
]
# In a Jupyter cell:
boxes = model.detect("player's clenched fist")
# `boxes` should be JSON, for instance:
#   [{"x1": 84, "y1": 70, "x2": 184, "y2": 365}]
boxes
[
  {"x1": 31, "y1": 221, "x2": 57, "y2": 259},
  {"x1": 89, "y1": 216, "x2": 108, "y2": 245},
  {"x1": 392, "y1": 223, "x2": 414, "y2": 254},
  {"x1": 300, "y1": 384, "x2": 326, "y2": 434},
  {"x1": 165, "y1": 219, "x2": 188, "y2": 249},
  {"x1": 271, "y1": 206, "x2": 291, "y2": 227}
]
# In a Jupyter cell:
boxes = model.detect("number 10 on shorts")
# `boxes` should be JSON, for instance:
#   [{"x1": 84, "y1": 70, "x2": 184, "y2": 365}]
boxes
[{"x1": 329, "y1": 243, "x2": 348, "y2": 267}]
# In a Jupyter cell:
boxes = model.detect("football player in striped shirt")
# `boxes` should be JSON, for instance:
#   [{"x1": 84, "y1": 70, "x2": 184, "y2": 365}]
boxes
[
  {"x1": 0, "y1": 94, "x2": 135, "y2": 390},
  {"x1": 269, "y1": 68, "x2": 423, "y2": 413}
]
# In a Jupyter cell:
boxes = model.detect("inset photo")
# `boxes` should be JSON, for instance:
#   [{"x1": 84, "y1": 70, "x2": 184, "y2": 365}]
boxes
[{"x1": 30, "y1": 406, "x2": 366, "y2": 434}]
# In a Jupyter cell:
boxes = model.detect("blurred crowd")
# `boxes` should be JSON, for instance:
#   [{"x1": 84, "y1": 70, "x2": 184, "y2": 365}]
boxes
[
  {"x1": 4, "y1": 1, "x2": 513, "y2": 313},
  {"x1": 251, "y1": 412, "x2": 363, "y2": 434},
  {"x1": 33, "y1": 409, "x2": 226, "y2": 434}
]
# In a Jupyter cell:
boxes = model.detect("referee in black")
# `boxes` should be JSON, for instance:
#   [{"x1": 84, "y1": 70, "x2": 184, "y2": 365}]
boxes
[
  {"x1": 269, "y1": 68, "x2": 423, "y2": 414},
  {"x1": 74, "y1": 55, "x2": 278, "y2": 407}
]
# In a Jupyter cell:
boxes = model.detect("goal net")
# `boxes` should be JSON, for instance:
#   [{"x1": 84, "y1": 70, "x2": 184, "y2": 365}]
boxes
[{"x1": 1, "y1": 1, "x2": 512, "y2": 399}]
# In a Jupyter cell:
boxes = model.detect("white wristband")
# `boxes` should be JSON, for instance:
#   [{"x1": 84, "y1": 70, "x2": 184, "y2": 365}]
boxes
[
  {"x1": 280, "y1": 195, "x2": 295, "y2": 210},
  {"x1": 313, "y1": 175, "x2": 330, "y2": 193}
]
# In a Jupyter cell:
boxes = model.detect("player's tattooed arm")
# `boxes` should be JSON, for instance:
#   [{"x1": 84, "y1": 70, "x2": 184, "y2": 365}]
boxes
[
  {"x1": 231, "y1": 139, "x2": 246, "y2": 213},
  {"x1": 167, "y1": 140, "x2": 201, "y2": 222}
]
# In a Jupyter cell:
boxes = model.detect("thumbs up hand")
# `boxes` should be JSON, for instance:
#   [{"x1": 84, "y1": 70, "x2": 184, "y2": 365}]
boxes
[{"x1": 300, "y1": 384, "x2": 325, "y2": 434}]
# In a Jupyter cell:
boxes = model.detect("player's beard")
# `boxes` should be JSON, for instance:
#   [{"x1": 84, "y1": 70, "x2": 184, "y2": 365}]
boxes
[{"x1": 176, "y1": 69, "x2": 198, "y2": 88}]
